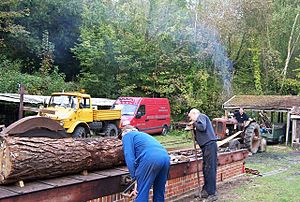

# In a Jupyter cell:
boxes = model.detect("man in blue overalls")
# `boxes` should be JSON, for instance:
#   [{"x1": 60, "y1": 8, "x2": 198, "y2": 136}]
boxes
[
  {"x1": 188, "y1": 108, "x2": 218, "y2": 202},
  {"x1": 119, "y1": 125, "x2": 170, "y2": 202}
]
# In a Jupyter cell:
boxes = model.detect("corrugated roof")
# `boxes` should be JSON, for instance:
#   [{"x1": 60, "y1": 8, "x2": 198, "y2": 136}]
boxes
[
  {"x1": 0, "y1": 93, "x2": 48, "y2": 104},
  {"x1": 223, "y1": 95, "x2": 300, "y2": 111},
  {"x1": 291, "y1": 106, "x2": 300, "y2": 115},
  {"x1": 0, "y1": 93, "x2": 115, "y2": 106}
]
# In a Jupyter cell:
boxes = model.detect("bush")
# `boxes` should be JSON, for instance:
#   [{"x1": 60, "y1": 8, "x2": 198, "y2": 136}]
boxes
[{"x1": 0, "y1": 56, "x2": 75, "y2": 95}]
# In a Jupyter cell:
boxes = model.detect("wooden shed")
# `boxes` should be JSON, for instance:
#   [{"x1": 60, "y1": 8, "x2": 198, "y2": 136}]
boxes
[
  {"x1": 290, "y1": 106, "x2": 300, "y2": 147},
  {"x1": 223, "y1": 95, "x2": 300, "y2": 145}
]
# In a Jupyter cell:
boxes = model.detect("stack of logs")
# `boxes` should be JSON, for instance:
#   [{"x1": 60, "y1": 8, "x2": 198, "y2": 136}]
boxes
[{"x1": 0, "y1": 136, "x2": 124, "y2": 184}]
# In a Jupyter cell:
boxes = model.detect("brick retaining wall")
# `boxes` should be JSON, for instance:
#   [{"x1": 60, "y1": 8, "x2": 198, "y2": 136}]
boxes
[{"x1": 89, "y1": 158, "x2": 245, "y2": 202}]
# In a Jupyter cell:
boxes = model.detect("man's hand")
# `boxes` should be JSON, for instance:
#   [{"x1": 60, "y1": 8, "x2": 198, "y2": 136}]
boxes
[
  {"x1": 188, "y1": 121, "x2": 194, "y2": 126},
  {"x1": 185, "y1": 121, "x2": 195, "y2": 131},
  {"x1": 128, "y1": 182, "x2": 138, "y2": 198}
]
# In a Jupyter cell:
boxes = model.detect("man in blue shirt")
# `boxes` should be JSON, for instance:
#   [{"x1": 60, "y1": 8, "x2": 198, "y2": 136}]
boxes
[
  {"x1": 119, "y1": 125, "x2": 170, "y2": 202},
  {"x1": 188, "y1": 108, "x2": 218, "y2": 202}
]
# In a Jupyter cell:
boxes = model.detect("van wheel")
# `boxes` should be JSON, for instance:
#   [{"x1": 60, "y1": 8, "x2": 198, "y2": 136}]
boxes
[
  {"x1": 104, "y1": 124, "x2": 118, "y2": 137},
  {"x1": 72, "y1": 126, "x2": 88, "y2": 138},
  {"x1": 161, "y1": 125, "x2": 169, "y2": 136}
]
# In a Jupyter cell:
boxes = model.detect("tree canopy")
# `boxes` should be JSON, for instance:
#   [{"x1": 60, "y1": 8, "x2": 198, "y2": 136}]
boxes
[{"x1": 1, "y1": 0, "x2": 300, "y2": 119}]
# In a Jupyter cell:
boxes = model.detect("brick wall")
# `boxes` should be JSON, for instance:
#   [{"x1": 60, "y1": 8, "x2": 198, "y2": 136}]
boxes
[{"x1": 88, "y1": 160, "x2": 245, "y2": 202}]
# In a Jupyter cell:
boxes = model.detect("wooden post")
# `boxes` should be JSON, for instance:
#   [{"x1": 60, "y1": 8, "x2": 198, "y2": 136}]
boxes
[
  {"x1": 18, "y1": 84, "x2": 25, "y2": 120},
  {"x1": 286, "y1": 112, "x2": 290, "y2": 145},
  {"x1": 225, "y1": 110, "x2": 228, "y2": 118},
  {"x1": 292, "y1": 120, "x2": 297, "y2": 143},
  {"x1": 191, "y1": 129, "x2": 201, "y2": 198}
]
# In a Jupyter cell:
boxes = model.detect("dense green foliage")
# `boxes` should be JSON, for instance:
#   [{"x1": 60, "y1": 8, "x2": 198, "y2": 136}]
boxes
[
  {"x1": 0, "y1": 56, "x2": 75, "y2": 94},
  {"x1": 1, "y1": 0, "x2": 300, "y2": 119}
]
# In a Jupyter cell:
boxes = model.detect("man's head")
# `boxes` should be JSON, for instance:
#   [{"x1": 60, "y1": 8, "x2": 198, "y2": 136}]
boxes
[
  {"x1": 239, "y1": 108, "x2": 244, "y2": 115},
  {"x1": 188, "y1": 108, "x2": 200, "y2": 122},
  {"x1": 118, "y1": 125, "x2": 138, "y2": 140}
]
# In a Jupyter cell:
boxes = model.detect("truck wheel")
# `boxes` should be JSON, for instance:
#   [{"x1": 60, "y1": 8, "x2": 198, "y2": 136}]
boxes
[
  {"x1": 244, "y1": 122, "x2": 261, "y2": 154},
  {"x1": 104, "y1": 124, "x2": 118, "y2": 137},
  {"x1": 72, "y1": 126, "x2": 87, "y2": 138},
  {"x1": 161, "y1": 125, "x2": 169, "y2": 136}
]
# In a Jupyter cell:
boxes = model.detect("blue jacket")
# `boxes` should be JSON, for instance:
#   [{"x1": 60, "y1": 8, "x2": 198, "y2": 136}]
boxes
[
  {"x1": 122, "y1": 131, "x2": 169, "y2": 179},
  {"x1": 193, "y1": 113, "x2": 217, "y2": 147}
]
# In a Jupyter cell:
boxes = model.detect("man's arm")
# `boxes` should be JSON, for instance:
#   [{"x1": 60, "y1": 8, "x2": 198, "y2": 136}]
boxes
[
  {"x1": 122, "y1": 135, "x2": 136, "y2": 179},
  {"x1": 193, "y1": 115, "x2": 207, "y2": 131}
]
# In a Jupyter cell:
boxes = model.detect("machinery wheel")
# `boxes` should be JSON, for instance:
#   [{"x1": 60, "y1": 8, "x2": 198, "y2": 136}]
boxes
[
  {"x1": 258, "y1": 138, "x2": 267, "y2": 152},
  {"x1": 228, "y1": 139, "x2": 241, "y2": 150},
  {"x1": 161, "y1": 125, "x2": 169, "y2": 136},
  {"x1": 104, "y1": 123, "x2": 118, "y2": 137},
  {"x1": 72, "y1": 126, "x2": 87, "y2": 138},
  {"x1": 2, "y1": 116, "x2": 67, "y2": 138},
  {"x1": 244, "y1": 122, "x2": 261, "y2": 154}
]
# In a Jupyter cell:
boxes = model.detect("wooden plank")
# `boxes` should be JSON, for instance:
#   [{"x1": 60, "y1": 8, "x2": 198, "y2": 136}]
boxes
[
  {"x1": 0, "y1": 187, "x2": 18, "y2": 198},
  {"x1": 38, "y1": 176, "x2": 82, "y2": 187},
  {"x1": 2, "y1": 181, "x2": 53, "y2": 194},
  {"x1": 217, "y1": 131, "x2": 243, "y2": 147},
  {"x1": 93, "y1": 168, "x2": 128, "y2": 177},
  {"x1": 67, "y1": 173, "x2": 108, "y2": 182}
]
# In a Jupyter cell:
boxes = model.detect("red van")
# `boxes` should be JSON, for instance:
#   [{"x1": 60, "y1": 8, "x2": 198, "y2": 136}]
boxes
[{"x1": 112, "y1": 97, "x2": 171, "y2": 135}]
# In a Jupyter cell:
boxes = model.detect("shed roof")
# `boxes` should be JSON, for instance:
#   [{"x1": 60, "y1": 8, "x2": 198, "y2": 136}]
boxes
[
  {"x1": 223, "y1": 95, "x2": 300, "y2": 111},
  {"x1": 291, "y1": 106, "x2": 300, "y2": 115},
  {"x1": 0, "y1": 93, "x2": 115, "y2": 106}
]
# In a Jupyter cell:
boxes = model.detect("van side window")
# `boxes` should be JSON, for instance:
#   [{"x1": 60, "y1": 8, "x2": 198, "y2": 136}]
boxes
[{"x1": 137, "y1": 105, "x2": 146, "y2": 116}]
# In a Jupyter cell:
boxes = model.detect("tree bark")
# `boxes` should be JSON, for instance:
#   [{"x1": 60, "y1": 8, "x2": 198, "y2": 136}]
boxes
[{"x1": 0, "y1": 136, "x2": 124, "y2": 184}]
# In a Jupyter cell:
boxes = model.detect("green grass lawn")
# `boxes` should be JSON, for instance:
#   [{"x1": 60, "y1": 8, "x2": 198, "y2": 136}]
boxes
[
  {"x1": 154, "y1": 130, "x2": 193, "y2": 150},
  {"x1": 221, "y1": 145, "x2": 300, "y2": 202}
]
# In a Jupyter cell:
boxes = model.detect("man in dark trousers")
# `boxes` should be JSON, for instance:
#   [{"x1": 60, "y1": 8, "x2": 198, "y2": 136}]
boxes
[
  {"x1": 119, "y1": 125, "x2": 170, "y2": 202},
  {"x1": 188, "y1": 108, "x2": 218, "y2": 202}
]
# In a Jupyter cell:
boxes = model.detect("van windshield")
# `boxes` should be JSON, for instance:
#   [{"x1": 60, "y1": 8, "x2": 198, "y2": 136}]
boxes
[{"x1": 113, "y1": 104, "x2": 137, "y2": 116}]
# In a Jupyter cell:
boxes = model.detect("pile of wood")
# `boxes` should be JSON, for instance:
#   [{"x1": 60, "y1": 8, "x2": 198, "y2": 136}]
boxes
[{"x1": 0, "y1": 136, "x2": 124, "y2": 184}]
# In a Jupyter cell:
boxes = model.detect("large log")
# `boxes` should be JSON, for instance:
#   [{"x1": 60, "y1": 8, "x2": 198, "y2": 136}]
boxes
[{"x1": 0, "y1": 136, "x2": 124, "y2": 184}]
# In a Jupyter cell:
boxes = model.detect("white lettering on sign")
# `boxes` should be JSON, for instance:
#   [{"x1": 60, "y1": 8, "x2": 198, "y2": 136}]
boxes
[{"x1": 146, "y1": 115, "x2": 170, "y2": 119}]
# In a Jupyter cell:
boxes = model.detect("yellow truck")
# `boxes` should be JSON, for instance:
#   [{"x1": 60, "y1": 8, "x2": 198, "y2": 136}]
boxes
[{"x1": 38, "y1": 92, "x2": 121, "y2": 138}]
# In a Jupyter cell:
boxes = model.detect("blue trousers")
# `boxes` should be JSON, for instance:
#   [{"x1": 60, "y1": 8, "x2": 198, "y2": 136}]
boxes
[
  {"x1": 135, "y1": 153, "x2": 170, "y2": 202},
  {"x1": 201, "y1": 141, "x2": 217, "y2": 195}
]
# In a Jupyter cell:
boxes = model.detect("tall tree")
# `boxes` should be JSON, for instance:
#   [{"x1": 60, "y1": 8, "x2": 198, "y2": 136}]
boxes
[{"x1": 0, "y1": 0, "x2": 29, "y2": 50}]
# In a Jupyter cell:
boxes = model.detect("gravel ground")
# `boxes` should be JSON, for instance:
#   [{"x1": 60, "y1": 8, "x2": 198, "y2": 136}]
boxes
[{"x1": 172, "y1": 175, "x2": 253, "y2": 202}]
